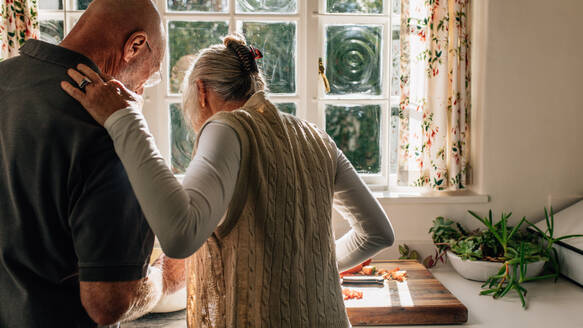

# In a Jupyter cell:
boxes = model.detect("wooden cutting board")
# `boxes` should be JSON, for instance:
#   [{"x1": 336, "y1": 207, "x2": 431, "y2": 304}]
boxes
[{"x1": 343, "y1": 260, "x2": 468, "y2": 326}]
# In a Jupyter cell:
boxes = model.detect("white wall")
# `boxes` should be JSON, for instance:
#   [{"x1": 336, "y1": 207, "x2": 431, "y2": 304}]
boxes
[{"x1": 337, "y1": 0, "x2": 583, "y2": 260}]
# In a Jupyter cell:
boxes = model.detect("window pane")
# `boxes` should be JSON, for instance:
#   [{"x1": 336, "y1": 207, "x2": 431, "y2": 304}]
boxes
[
  {"x1": 169, "y1": 21, "x2": 229, "y2": 93},
  {"x1": 275, "y1": 102, "x2": 296, "y2": 115},
  {"x1": 390, "y1": 28, "x2": 400, "y2": 97},
  {"x1": 326, "y1": 0, "x2": 382, "y2": 14},
  {"x1": 170, "y1": 104, "x2": 196, "y2": 174},
  {"x1": 241, "y1": 21, "x2": 296, "y2": 94},
  {"x1": 77, "y1": 0, "x2": 92, "y2": 10},
  {"x1": 326, "y1": 104, "x2": 381, "y2": 174},
  {"x1": 168, "y1": 0, "x2": 228, "y2": 12},
  {"x1": 236, "y1": 0, "x2": 296, "y2": 13},
  {"x1": 39, "y1": 0, "x2": 63, "y2": 10},
  {"x1": 390, "y1": 105, "x2": 399, "y2": 174},
  {"x1": 392, "y1": 0, "x2": 401, "y2": 15},
  {"x1": 40, "y1": 20, "x2": 64, "y2": 45},
  {"x1": 326, "y1": 25, "x2": 382, "y2": 96}
]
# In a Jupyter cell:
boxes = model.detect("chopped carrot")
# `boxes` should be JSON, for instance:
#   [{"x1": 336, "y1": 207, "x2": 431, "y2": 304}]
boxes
[
  {"x1": 342, "y1": 288, "x2": 363, "y2": 300},
  {"x1": 339, "y1": 259, "x2": 372, "y2": 277},
  {"x1": 391, "y1": 271, "x2": 408, "y2": 282},
  {"x1": 361, "y1": 265, "x2": 376, "y2": 275}
]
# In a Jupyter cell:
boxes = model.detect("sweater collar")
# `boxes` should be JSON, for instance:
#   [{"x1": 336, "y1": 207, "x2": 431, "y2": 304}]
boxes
[{"x1": 243, "y1": 91, "x2": 268, "y2": 108}]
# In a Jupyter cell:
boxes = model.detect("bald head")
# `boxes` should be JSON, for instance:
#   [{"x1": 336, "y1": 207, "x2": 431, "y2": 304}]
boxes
[{"x1": 61, "y1": 0, "x2": 165, "y2": 92}]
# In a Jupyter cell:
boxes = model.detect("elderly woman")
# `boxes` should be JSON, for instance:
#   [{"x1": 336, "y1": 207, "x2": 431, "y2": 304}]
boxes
[{"x1": 61, "y1": 34, "x2": 394, "y2": 327}]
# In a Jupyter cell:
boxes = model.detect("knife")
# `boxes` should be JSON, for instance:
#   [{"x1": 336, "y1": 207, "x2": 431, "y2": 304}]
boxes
[{"x1": 341, "y1": 275, "x2": 385, "y2": 285}]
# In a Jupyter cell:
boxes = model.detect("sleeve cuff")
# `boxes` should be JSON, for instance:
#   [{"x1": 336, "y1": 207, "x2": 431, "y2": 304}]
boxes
[
  {"x1": 78, "y1": 262, "x2": 149, "y2": 282},
  {"x1": 104, "y1": 107, "x2": 139, "y2": 133}
]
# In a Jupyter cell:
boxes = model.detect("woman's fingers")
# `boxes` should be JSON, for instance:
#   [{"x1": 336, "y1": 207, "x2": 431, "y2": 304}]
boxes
[
  {"x1": 99, "y1": 71, "x2": 114, "y2": 82},
  {"x1": 77, "y1": 63, "x2": 104, "y2": 84},
  {"x1": 66, "y1": 68, "x2": 90, "y2": 86},
  {"x1": 60, "y1": 81, "x2": 86, "y2": 104},
  {"x1": 60, "y1": 66, "x2": 142, "y2": 126},
  {"x1": 108, "y1": 79, "x2": 132, "y2": 97}
]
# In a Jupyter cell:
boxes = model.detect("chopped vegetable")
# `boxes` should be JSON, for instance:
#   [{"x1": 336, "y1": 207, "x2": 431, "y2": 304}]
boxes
[
  {"x1": 340, "y1": 262, "x2": 408, "y2": 282},
  {"x1": 391, "y1": 271, "x2": 408, "y2": 282},
  {"x1": 342, "y1": 288, "x2": 363, "y2": 300},
  {"x1": 361, "y1": 265, "x2": 376, "y2": 275},
  {"x1": 340, "y1": 259, "x2": 372, "y2": 277}
]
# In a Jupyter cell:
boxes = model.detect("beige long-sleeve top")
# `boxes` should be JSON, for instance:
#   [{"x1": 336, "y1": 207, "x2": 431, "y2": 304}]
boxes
[{"x1": 104, "y1": 107, "x2": 394, "y2": 271}]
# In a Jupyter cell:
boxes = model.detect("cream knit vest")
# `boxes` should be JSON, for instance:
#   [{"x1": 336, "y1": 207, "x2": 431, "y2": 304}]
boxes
[{"x1": 186, "y1": 92, "x2": 350, "y2": 328}]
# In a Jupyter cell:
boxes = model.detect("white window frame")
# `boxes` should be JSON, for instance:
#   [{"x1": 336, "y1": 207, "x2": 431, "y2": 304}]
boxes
[{"x1": 38, "y1": 0, "x2": 406, "y2": 192}]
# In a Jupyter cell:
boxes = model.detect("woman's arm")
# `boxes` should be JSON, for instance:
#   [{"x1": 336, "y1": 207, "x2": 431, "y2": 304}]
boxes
[
  {"x1": 105, "y1": 109, "x2": 241, "y2": 258},
  {"x1": 333, "y1": 149, "x2": 395, "y2": 272},
  {"x1": 60, "y1": 64, "x2": 240, "y2": 258}
]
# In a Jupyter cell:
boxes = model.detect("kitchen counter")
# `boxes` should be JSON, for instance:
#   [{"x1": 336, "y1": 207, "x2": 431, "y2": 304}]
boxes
[{"x1": 122, "y1": 264, "x2": 583, "y2": 328}]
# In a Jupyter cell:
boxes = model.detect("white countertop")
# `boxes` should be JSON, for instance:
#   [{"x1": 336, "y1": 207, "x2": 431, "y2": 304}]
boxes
[
  {"x1": 125, "y1": 264, "x2": 583, "y2": 328},
  {"x1": 358, "y1": 265, "x2": 583, "y2": 328}
]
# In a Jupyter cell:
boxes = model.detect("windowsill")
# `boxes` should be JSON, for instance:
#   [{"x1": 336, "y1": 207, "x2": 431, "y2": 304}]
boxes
[
  {"x1": 373, "y1": 190, "x2": 489, "y2": 204},
  {"x1": 177, "y1": 173, "x2": 489, "y2": 205}
]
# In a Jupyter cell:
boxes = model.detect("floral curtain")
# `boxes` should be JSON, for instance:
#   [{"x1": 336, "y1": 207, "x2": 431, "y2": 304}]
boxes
[
  {"x1": 1, "y1": 0, "x2": 39, "y2": 61},
  {"x1": 398, "y1": 0, "x2": 471, "y2": 190}
]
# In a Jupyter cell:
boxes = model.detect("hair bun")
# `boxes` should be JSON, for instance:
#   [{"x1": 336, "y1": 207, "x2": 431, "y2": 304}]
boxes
[
  {"x1": 223, "y1": 33, "x2": 247, "y2": 48},
  {"x1": 224, "y1": 33, "x2": 260, "y2": 74}
]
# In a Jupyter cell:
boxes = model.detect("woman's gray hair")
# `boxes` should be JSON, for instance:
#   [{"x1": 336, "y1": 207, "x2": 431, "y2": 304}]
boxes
[{"x1": 182, "y1": 33, "x2": 267, "y2": 130}]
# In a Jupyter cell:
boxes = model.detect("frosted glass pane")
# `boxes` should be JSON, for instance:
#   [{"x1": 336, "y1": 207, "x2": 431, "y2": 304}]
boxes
[
  {"x1": 39, "y1": 0, "x2": 62, "y2": 9},
  {"x1": 236, "y1": 0, "x2": 296, "y2": 13},
  {"x1": 168, "y1": 0, "x2": 228, "y2": 12},
  {"x1": 390, "y1": 106, "x2": 399, "y2": 174},
  {"x1": 170, "y1": 104, "x2": 196, "y2": 174},
  {"x1": 242, "y1": 22, "x2": 296, "y2": 94},
  {"x1": 326, "y1": 25, "x2": 382, "y2": 96},
  {"x1": 77, "y1": 0, "x2": 91, "y2": 10},
  {"x1": 391, "y1": 29, "x2": 400, "y2": 97},
  {"x1": 40, "y1": 20, "x2": 64, "y2": 45},
  {"x1": 392, "y1": 0, "x2": 401, "y2": 15},
  {"x1": 327, "y1": 0, "x2": 382, "y2": 14}
]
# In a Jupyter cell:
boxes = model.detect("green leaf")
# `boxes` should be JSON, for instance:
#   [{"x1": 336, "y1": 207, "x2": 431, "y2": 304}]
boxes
[
  {"x1": 513, "y1": 284, "x2": 527, "y2": 309},
  {"x1": 544, "y1": 207, "x2": 552, "y2": 237},
  {"x1": 525, "y1": 220, "x2": 546, "y2": 238},
  {"x1": 519, "y1": 242, "x2": 526, "y2": 280},
  {"x1": 554, "y1": 234, "x2": 583, "y2": 242},
  {"x1": 480, "y1": 289, "x2": 497, "y2": 295},
  {"x1": 498, "y1": 281, "x2": 514, "y2": 298},
  {"x1": 508, "y1": 217, "x2": 526, "y2": 241}
]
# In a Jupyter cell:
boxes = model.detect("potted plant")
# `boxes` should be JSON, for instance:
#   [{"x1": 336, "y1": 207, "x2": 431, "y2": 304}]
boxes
[{"x1": 429, "y1": 207, "x2": 583, "y2": 309}]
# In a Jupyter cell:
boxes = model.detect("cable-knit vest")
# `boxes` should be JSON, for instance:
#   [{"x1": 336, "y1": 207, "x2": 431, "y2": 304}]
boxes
[{"x1": 185, "y1": 92, "x2": 350, "y2": 328}]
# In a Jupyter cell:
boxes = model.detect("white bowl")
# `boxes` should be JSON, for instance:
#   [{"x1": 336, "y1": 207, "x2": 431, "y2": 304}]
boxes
[
  {"x1": 150, "y1": 287, "x2": 187, "y2": 313},
  {"x1": 447, "y1": 250, "x2": 545, "y2": 282}
]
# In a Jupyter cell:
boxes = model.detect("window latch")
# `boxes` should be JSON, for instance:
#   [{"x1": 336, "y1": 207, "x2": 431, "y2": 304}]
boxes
[{"x1": 318, "y1": 57, "x2": 331, "y2": 94}]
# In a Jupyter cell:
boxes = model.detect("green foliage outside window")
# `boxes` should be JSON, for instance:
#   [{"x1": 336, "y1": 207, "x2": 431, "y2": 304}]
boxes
[
  {"x1": 276, "y1": 103, "x2": 296, "y2": 116},
  {"x1": 168, "y1": 21, "x2": 229, "y2": 93},
  {"x1": 326, "y1": 104, "x2": 381, "y2": 174}
]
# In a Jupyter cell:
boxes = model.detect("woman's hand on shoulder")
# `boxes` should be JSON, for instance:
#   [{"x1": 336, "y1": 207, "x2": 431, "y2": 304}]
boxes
[{"x1": 61, "y1": 63, "x2": 142, "y2": 126}]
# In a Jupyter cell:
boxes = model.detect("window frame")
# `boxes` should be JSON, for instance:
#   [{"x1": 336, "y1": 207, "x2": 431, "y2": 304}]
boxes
[{"x1": 38, "y1": 0, "x2": 410, "y2": 192}]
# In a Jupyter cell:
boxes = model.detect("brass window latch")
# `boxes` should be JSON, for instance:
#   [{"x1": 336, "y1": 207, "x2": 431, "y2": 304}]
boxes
[{"x1": 318, "y1": 57, "x2": 331, "y2": 94}]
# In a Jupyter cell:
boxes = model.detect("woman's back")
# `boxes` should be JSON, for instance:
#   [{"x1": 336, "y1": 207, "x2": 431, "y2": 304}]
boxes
[{"x1": 187, "y1": 92, "x2": 350, "y2": 328}]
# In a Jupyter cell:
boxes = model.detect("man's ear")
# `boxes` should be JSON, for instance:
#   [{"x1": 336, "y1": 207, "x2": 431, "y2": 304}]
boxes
[{"x1": 122, "y1": 31, "x2": 148, "y2": 63}]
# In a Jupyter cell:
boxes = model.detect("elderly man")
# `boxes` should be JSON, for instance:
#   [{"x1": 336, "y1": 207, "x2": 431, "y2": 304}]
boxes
[{"x1": 0, "y1": 0, "x2": 185, "y2": 327}]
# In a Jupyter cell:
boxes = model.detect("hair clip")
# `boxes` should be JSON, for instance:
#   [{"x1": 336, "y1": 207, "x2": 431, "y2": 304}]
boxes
[{"x1": 249, "y1": 46, "x2": 263, "y2": 60}]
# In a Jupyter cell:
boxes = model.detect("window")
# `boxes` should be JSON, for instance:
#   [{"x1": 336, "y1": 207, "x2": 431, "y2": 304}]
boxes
[{"x1": 38, "y1": 0, "x2": 403, "y2": 191}]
